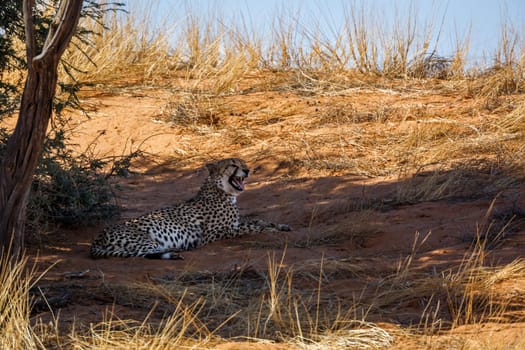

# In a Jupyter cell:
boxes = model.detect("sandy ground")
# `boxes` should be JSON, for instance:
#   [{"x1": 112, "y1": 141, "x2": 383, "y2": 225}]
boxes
[{"x1": 14, "y1": 83, "x2": 525, "y2": 348}]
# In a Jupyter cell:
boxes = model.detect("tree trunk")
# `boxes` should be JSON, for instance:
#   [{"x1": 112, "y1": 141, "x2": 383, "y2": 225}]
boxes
[{"x1": 0, "y1": 0, "x2": 83, "y2": 260}]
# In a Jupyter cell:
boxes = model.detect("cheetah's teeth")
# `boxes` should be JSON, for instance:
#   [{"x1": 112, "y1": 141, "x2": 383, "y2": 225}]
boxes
[{"x1": 230, "y1": 176, "x2": 245, "y2": 191}]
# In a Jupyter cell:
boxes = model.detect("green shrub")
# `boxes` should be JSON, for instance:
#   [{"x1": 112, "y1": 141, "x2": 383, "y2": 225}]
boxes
[
  {"x1": 0, "y1": 127, "x2": 132, "y2": 230},
  {"x1": 28, "y1": 129, "x2": 120, "y2": 226}
]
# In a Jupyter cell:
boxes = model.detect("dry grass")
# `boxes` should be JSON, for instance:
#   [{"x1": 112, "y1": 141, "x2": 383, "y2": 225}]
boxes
[
  {"x1": 96, "y1": 250, "x2": 395, "y2": 349},
  {"x1": 65, "y1": 300, "x2": 212, "y2": 349},
  {"x1": 2, "y1": 0, "x2": 522, "y2": 100},
  {"x1": 152, "y1": 74, "x2": 525, "y2": 193},
  {"x1": 49, "y1": 0, "x2": 521, "y2": 94},
  {"x1": 0, "y1": 252, "x2": 47, "y2": 349},
  {"x1": 5, "y1": 227, "x2": 525, "y2": 349},
  {"x1": 372, "y1": 203, "x2": 525, "y2": 332},
  {"x1": 3, "y1": 1, "x2": 525, "y2": 349},
  {"x1": 22, "y1": 235, "x2": 525, "y2": 348}
]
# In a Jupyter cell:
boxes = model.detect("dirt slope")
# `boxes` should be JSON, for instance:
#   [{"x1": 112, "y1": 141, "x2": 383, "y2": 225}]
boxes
[{"x1": 22, "y1": 80, "x2": 525, "y2": 348}]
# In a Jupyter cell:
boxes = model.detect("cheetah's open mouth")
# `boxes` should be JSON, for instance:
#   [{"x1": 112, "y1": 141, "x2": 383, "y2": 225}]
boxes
[{"x1": 229, "y1": 175, "x2": 246, "y2": 192}]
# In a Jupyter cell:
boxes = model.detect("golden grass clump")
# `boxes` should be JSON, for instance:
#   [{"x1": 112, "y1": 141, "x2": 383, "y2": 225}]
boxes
[
  {"x1": 62, "y1": 5, "x2": 176, "y2": 84},
  {"x1": 67, "y1": 301, "x2": 212, "y2": 349},
  {"x1": 94, "y1": 250, "x2": 395, "y2": 349},
  {"x1": 372, "y1": 205, "x2": 525, "y2": 333},
  {"x1": 0, "y1": 253, "x2": 43, "y2": 349}
]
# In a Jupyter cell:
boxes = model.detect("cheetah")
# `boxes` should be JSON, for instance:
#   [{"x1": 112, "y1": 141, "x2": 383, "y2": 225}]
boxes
[{"x1": 90, "y1": 158, "x2": 290, "y2": 259}]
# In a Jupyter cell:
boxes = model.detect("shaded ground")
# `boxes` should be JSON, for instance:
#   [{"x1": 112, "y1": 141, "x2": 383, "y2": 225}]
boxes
[{"x1": 18, "y1": 81, "x2": 525, "y2": 348}]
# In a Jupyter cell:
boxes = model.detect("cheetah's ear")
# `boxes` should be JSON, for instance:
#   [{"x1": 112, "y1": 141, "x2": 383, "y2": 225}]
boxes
[{"x1": 206, "y1": 161, "x2": 218, "y2": 176}]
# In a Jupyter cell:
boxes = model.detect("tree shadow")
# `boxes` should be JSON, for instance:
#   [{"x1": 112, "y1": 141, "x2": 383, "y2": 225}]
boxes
[
  {"x1": 104, "y1": 156, "x2": 525, "y2": 266},
  {"x1": 29, "y1": 156, "x2": 525, "y2": 330}
]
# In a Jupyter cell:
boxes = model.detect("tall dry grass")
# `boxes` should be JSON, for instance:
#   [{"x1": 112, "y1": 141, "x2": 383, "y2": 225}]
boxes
[
  {"x1": 2, "y1": 234, "x2": 524, "y2": 348},
  {"x1": 67, "y1": 299, "x2": 212, "y2": 349},
  {"x1": 59, "y1": 1, "x2": 502, "y2": 86},
  {"x1": 0, "y1": 0, "x2": 520, "y2": 98},
  {"x1": 62, "y1": 2, "x2": 177, "y2": 84},
  {"x1": 373, "y1": 202, "x2": 525, "y2": 333},
  {"x1": 260, "y1": 251, "x2": 394, "y2": 349},
  {"x1": 95, "y1": 250, "x2": 395, "y2": 349},
  {"x1": 0, "y1": 253, "x2": 44, "y2": 349}
]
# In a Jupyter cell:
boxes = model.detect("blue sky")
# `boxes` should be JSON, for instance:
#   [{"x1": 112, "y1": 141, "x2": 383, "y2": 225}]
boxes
[{"x1": 126, "y1": 0, "x2": 525, "y2": 66}]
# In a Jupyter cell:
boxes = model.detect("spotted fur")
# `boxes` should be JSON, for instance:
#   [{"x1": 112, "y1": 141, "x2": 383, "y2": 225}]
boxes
[{"x1": 90, "y1": 158, "x2": 290, "y2": 259}]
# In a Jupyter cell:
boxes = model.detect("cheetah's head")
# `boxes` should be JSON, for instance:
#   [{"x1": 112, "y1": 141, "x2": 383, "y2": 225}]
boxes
[{"x1": 206, "y1": 158, "x2": 249, "y2": 196}]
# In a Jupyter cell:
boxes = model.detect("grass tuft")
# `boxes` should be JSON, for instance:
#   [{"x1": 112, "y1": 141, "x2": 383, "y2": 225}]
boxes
[{"x1": 0, "y1": 252, "x2": 46, "y2": 349}]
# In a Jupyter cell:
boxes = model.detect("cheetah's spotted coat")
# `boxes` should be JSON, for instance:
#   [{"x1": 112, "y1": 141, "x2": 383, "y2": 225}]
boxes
[{"x1": 90, "y1": 158, "x2": 289, "y2": 259}]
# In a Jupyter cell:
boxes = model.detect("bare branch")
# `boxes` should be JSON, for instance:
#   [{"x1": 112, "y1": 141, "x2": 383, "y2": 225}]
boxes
[
  {"x1": 22, "y1": 0, "x2": 36, "y2": 68},
  {"x1": 35, "y1": 0, "x2": 84, "y2": 64}
]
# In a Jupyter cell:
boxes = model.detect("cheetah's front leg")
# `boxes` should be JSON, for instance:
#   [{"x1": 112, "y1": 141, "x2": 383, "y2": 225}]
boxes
[
  {"x1": 203, "y1": 219, "x2": 290, "y2": 243},
  {"x1": 235, "y1": 218, "x2": 291, "y2": 236}
]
